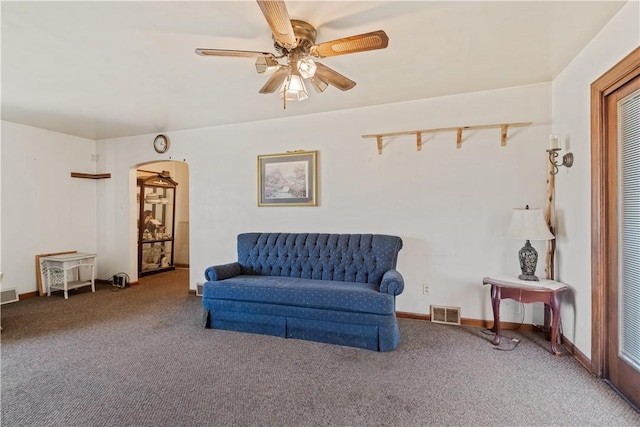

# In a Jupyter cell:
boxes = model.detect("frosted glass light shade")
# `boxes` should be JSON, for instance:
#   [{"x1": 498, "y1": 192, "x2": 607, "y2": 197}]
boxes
[
  {"x1": 310, "y1": 74, "x2": 329, "y2": 93},
  {"x1": 297, "y1": 57, "x2": 317, "y2": 79},
  {"x1": 255, "y1": 56, "x2": 279, "y2": 74},
  {"x1": 279, "y1": 74, "x2": 309, "y2": 102},
  {"x1": 505, "y1": 208, "x2": 555, "y2": 241}
]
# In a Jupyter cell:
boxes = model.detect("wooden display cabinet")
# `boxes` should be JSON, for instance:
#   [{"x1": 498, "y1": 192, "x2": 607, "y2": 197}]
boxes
[{"x1": 137, "y1": 171, "x2": 178, "y2": 276}]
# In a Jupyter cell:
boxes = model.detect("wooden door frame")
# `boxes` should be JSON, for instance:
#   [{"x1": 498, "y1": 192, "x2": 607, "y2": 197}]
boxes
[{"x1": 591, "y1": 46, "x2": 640, "y2": 377}]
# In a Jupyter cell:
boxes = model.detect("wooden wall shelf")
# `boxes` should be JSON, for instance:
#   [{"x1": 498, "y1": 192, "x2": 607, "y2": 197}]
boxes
[
  {"x1": 362, "y1": 122, "x2": 532, "y2": 154},
  {"x1": 70, "y1": 173, "x2": 111, "y2": 179}
]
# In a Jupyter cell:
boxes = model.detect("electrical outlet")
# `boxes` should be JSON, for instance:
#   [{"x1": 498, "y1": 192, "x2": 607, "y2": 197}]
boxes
[{"x1": 422, "y1": 283, "x2": 430, "y2": 295}]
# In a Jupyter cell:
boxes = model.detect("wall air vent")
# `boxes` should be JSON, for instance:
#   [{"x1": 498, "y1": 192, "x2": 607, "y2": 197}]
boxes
[
  {"x1": 1, "y1": 288, "x2": 19, "y2": 305},
  {"x1": 196, "y1": 283, "x2": 204, "y2": 297},
  {"x1": 430, "y1": 305, "x2": 461, "y2": 325}
]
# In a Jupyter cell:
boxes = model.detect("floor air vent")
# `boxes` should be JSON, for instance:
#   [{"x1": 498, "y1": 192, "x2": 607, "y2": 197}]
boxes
[
  {"x1": 1, "y1": 288, "x2": 19, "y2": 305},
  {"x1": 430, "y1": 305, "x2": 461, "y2": 325},
  {"x1": 196, "y1": 283, "x2": 204, "y2": 297}
]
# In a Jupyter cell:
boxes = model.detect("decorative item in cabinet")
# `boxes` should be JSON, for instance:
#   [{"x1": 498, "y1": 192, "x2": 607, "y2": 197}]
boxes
[{"x1": 137, "y1": 171, "x2": 178, "y2": 276}]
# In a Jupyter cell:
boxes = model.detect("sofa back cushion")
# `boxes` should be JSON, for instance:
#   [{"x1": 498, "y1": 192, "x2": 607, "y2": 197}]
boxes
[{"x1": 237, "y1": 233, "x2": 402, "y2": 285}]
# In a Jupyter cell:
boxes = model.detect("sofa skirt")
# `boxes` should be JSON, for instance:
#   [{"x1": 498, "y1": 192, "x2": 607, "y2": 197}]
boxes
[{"x1": 203, "y1": 300, "x2": 400, "y2": 351}]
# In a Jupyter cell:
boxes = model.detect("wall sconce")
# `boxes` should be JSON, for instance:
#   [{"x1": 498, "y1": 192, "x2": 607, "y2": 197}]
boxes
[{"x1": 546, "y1": 134, "x2": 574, "y2": 175}]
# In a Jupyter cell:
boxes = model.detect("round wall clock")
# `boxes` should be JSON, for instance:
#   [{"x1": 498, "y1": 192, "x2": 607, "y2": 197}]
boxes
[{"x1": 153, "y1": 134, "x2": 170, "y2": 153}]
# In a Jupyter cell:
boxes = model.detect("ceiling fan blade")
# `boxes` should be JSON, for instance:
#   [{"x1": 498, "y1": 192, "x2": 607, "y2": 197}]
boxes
[
  {"x1": 259, "y1": 67, "x2": 289, "y2": 94},
  {"x1": 195, "y1": 48, "x2": 274, "y2": 58},
  {"x1": 256, "y1": 0, "x2": 297, "y2": 50},
  {"x1": 314, "y1": 62, "x2": 356, "y2": 91},
  {"x1": 311, "y1": 30, "x2": 389, "y2": 58}
]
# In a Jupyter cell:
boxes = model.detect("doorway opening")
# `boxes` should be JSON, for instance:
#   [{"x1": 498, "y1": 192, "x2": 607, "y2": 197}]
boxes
[{"x1": 132, "y1": 160, "x2": 190, "y2": 284}]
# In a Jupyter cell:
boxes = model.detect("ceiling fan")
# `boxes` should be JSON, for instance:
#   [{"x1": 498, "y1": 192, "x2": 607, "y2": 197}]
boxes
[{"x1": 195, "y1": 0, "x2": 389, "y2": 108}]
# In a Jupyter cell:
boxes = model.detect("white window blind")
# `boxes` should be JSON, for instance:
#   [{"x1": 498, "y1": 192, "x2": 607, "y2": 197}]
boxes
[{"x1": 619, "y1": 89, "x2": 640, "y2": 370}]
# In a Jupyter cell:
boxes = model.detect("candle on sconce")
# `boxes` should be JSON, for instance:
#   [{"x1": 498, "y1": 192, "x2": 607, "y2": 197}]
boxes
[{"x1": 549, "y1": 134, "x2": 559, "y2": 150}]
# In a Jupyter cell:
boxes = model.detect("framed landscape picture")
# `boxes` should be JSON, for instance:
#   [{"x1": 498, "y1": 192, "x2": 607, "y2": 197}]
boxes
[{"x1": 258, "y1": 150, "x2": 318, "y2": 206}]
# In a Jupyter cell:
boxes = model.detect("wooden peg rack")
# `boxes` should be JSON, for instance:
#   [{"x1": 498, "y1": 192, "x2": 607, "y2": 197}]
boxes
[{"x1": 361, "y1": 122, "x2": 532, "y2": 154}]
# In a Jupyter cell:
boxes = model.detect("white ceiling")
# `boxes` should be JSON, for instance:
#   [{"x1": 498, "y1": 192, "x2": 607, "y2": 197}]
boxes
[{"x1": 1, "y1": 1, "x2": 626, "y2": 140}]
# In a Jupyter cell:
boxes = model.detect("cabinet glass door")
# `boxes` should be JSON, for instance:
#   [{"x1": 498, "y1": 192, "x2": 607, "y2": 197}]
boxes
[
  {"x1": 137, "y1": 172, "x2": 177, "y2": 276},
  {"x1": 141, "y1": 186, "x2": 174, "y2": 242}
]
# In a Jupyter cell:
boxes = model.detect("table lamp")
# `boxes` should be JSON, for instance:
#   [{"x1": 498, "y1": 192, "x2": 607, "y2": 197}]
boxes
[{"x1": 505, "y1": 205, "x2": 555, "y2": 281}]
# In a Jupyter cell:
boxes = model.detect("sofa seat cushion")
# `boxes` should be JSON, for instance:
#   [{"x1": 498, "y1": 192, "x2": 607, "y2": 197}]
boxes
[{"x1": 203, "y1": 275, "x2": 394, "y2": 315}]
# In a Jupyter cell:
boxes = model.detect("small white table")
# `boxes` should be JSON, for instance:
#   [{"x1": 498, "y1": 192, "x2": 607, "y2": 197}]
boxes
[{"x1": 43, "y1": 253, "x2": 97, "y2": 299}]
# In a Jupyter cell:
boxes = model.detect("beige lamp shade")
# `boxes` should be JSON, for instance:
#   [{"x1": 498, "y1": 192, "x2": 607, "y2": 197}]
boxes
[{"x1": 505, "y1": 208, "x2": 555, "y2": 241}]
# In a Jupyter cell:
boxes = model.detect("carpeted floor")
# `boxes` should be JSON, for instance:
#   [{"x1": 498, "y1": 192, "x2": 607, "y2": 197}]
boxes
[{"x1": 1, "y1": 268, "x2": 639, "y2": 427}]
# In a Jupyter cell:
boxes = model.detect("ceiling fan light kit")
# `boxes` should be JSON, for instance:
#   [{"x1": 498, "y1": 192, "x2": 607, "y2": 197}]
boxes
[
  {"x1": 280, "y1": 72, "x2": 309, "y2": 104},
  {"x1": 195, "y1": 0, "x2": 389, "y2": 108}
]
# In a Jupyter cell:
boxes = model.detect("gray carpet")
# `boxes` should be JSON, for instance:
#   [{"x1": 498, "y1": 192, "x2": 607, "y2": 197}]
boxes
[{"x1": 1, "y1": 269, "x2": 638, "y2": 427}]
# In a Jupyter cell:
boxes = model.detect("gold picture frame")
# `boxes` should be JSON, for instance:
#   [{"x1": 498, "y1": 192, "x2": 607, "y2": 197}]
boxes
[{"x1": 258, "y1": 151, "x2": 318, "y2": 206}]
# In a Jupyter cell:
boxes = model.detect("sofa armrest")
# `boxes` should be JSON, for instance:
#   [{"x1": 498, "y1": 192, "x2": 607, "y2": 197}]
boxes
[
  {"x1": 379, "y1": 269, "x2": 404, "y2": 296},
  {"x1": 204, "y1": 262, "x2": 242, "y2": 281}
]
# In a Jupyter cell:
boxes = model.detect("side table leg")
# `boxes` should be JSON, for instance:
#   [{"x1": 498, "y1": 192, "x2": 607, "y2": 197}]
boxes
[
  {"x1": 543, "y1": 303, "x2": 552, "y2": 341},
  {"x1": 490, "y1": 285, "x2": 501, "y2": 346},
  {"x1": 63, "y1": 269, "x2": 69, "y2": 300},
  {"x1": 46, "y1": 266, "x2": 52, "y2": 296},
  {"x1": 90, "y1": 265, "x2": 95, "y2": 293},
  {"x1": 550, "y1": 293, "x2": 562, "y2": 355}
]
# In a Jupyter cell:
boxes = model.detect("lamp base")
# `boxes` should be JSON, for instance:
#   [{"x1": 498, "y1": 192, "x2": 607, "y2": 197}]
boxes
[
  {"x1": 518, "y1": 274, "x2": 539, "y2": 281},
  {"x1": 518, "y1": 240, "x2": 540, "y2": 282}
]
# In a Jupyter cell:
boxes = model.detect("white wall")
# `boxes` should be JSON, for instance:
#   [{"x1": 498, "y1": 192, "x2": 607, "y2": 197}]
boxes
[
  {"x1": 0, "y1": 122, "x2": 3, "y2": 280},
  {"x1": 552, "y1": 1, "x2": 640, "y2": 358},
  {"x1": 96, "y1": 83, "x2": 552, "y2": 322},
  {"x1": 172, "y1": 162, "x2": 190, "y2": 266},
  {"x1": 0, "y1": 121, "x2": 98, "y2": 295}
]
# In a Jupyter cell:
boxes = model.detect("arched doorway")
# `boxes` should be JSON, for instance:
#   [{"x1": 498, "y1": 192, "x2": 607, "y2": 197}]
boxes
[{"x1": 132, "y1": 160, "x2": 190, "y2": 282}]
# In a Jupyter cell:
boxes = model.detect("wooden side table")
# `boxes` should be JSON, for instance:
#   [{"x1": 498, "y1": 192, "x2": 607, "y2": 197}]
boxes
[{"x1": 482, "y1": 276, "x2": 569, "y2": 355}]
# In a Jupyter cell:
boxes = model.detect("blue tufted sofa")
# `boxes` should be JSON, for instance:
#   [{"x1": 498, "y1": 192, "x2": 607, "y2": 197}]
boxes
[{"x1": 202, "y1": 232, "x2": 405, "y2": 351}]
